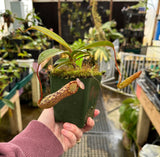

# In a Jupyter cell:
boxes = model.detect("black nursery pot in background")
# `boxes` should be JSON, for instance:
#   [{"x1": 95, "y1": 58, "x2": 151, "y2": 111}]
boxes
[
  {"x1": 9, "y1": 77, "x2": 16, "y2": 91},
  {"x1": 50, "y1": 75, "x2": 101, "y2": 128},
  {"x1": 22, "y1": 49, "x2": 42, "y2": 61},
  {"x1": 21, "y1": 67, "x2": 29, "y2": 78},
  {"x1": 10, "y1": 39, "x2": 22, "y2": 46}
]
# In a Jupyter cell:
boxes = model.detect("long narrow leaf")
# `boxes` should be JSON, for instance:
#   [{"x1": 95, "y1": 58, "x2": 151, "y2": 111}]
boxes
[
  {"x1": 55, "y1": 60, "x2": 74, "y2": 69},
  {"x1": 81, "y1": 41, "x2": 114, "y2": 50},
  {"x1": 62, "y1": 51, "x2": 72, "y2": 58},
  {"x1": 75, "y1": 54, "x2": 90, "y2": 60},
  {"x1": 28, "y1": 26, "x2": 72, "y2": 52},
  {"x1": 38, "y1": 48, "x2": 63, "y2": 65},
  {"x1": 54, "y1": 58, "x2": 69, "y2": 65},
  {"x1": 72, "y1": 50, "x2": 86, "y2": 56},
  {"x1": 72, "y1": 50, "x2": 90, "y2": 59}
]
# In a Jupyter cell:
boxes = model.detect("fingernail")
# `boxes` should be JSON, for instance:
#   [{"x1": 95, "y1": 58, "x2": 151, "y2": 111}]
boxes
[
  {"x1": 61, "y1": 129, "x2": 67, "y2": 136},
  {"x1": 64, "y1": 123, "x2": 71, "y2": 129},
  {"x1": 88, "y1": 117, "x2": 94, "y2": 125},
  {"x1": 88, "y1": 117, "x2": 92, "y2": 123}
]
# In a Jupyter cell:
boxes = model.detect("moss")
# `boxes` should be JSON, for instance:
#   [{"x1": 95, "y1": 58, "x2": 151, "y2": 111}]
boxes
[{"x1": 49, "y1": 66, "x2": 103, "y2": 79}]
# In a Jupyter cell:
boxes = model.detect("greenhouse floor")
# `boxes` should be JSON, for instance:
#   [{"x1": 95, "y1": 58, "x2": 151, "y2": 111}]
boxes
[{"x1": 0, "y1": 86, "x2": 134, "y2": 157}]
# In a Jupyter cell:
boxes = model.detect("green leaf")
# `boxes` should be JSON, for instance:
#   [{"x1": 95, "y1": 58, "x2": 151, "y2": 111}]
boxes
[
  {"x1": 15, "y1": 17, "x2": 25, "y2": 21},
  {"x1": 2, "y1": 99, "x2": 14, "y2": 109},
  {"x1": 130, "y1": 110, "x2": 138, "y2": 121},
  {"x1": 81, "y1": 40, "x2": 114, "y2": 50},
  {"x1": 119, "y1": 104, "x2": 128, "y2": 114},
  {"x1": 75, "y1": 54, "x2": 83, "y2": 68},
  {"x1": 55, "y1": 60, "x2": 73, "y2": 69},
  {"x1": 14, "y1": 72, "x2": 20, "y2": 78},
  {"x1": 72, "y1": 50, "x2": 90, "y2": 59},
  {"x1": 28, "y1": 26, "x2": 72, "y2": 52},
  {"x1": 54, "y1": 58, "x2": 69, "y2": 65},
  {"x1": 122, "y1": 98, "x2": 135, "y2": 105},
  {"x1": 38, "y1": 48, "x2": 63, "y2": 65}
]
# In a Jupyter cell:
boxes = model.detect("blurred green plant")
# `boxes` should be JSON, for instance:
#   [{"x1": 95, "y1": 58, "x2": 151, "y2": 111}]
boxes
[
  {"x1": 119, "y1": 97, "x2": 140, "y2": 150},
  {"x1": 61, "y1": 2, "x2": 92, "y2": 40},
  {"x1": 18, "y1": 50, "x2": 32, "y2": 59},
  {"x1": 0, "y1": 60, "x2": 21, "y2": 79},
  {"x1": 129, "y1": 0, "x2": 148, "y2": 10},
  {"x1": 0, "y1": 60, "x2": 22, "y2": 109},
  {"x1": 126, "y1": 22, "x2": 144, "y2": 30},
  {"x1": 84, "y1": 21, "x2": 124, "y2": 44},
  {"x1": 15, "y1": 9, "x2": 42, "y2": 29}
]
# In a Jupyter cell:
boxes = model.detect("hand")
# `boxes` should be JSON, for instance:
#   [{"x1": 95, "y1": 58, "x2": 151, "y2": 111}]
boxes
[{"x1": 38, "y1": 108, "x2": 100, "y2": 151}]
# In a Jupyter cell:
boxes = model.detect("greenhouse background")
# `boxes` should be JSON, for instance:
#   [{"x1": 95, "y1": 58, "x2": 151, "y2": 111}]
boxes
[{"x1": 0, "y1": 0, "x2": 160, "y2": 156}]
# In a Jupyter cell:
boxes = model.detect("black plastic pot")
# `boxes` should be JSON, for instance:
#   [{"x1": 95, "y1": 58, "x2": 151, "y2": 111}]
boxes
[
  {"x1": 10, "y1": 39, "x2": 23, "y2": 46},
  {"x1": 21, "y1": 67, "x2": 29, "y2": 79},
  {"x1": 22, "y1": 49, "x2": 42, "y2": 61},
  {"x1": 16, "y1": 75, "x2": 23, "y2": 83},
  {"x1": 47, "y1": 39, "x2": 54, "y2": 48},
  {"x1": 5, "y1": 52, "x2": 18, "y2": 60},
  {"x1": 23, "y1": 39, "x2": 32, "y2": 45},
  {"x1": 9, "y1": 77, "x2": 16, "y2": 91},
  {"x1": 50, "y1": 75, "x2": 101, "y2": 128},
  {"x1": 123, "y1": 47, "x2": 141, "y2": 54},
  {"x1": 4, "y1": 84, "x2": 9, "y2": 92}
]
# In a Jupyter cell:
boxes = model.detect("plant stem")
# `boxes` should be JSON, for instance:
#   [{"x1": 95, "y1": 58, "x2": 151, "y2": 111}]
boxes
[{"x1": 36, "y1": 64, "x2": 43, "y2": 104}]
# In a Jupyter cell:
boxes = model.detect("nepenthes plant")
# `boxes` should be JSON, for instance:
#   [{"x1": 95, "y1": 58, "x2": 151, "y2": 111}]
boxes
[{"x1": 27, "y1": 26, "x2": 141, "y2": 109}]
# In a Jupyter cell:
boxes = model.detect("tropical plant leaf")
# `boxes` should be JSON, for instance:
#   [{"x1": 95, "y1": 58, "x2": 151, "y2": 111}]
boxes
[
  {"x1": 2, "y1": 99, "x2": 14, "y2": 109},
  {"x1": 38, "y1": 48, "x2": 63, "y2": 65},
  {"x1": 54, "y1": 58, "x2": 69, "y2": 65},
  {"x1": 14, "y1": 72, "x2": 20, "y2": 78},
  {"x1": 81, "y1": 40, "x2": 114, "y2": 50},
  {"x1": 122, "y1": 98, "x2": 135, "y2": 105},
  {"x1": 72, "y1": 50, "x2": 90, "y2": 59},
  {"x1": 15, "y1": 17, "x2": 25, "y2": 21},
  {"x1": 28, "y1": 26, "x2": 72, "y2": 52},
  {"x1": 75, "y1": 54, "x2": 84, "y2": 68},
  {"x1": 54, "y1": 60, "x2": 73, "y2": 69}
]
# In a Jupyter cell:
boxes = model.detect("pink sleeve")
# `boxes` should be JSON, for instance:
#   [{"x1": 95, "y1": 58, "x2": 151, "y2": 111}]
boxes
[{"x1": 0, "y1": 120, "x2": 64, "y2": 157}]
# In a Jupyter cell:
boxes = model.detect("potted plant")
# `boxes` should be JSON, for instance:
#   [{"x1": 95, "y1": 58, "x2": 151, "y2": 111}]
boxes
[
  {"x1": 0, "y1": 60, "x2": 21, "y2": 89},
  {"x1": 11, "y1": 31, "x2": 33, "y2": 46},
  {"x1": 27, "y1": 26, "x2": 141, "y2": 128},
  {"x1": 22, "y1": 40, "x2": 42, "y2": 60},
  {"x1": 15, "y1": 9, "x2": 42, "y2": 29},
  {"x1": 0, "y1": 60, "x2": 21, "y2": 110},
  {"x1": 21, "y1": 33, "x2": 50, "y2": 60},
  {"x1": 0, "y1": 75, "x2": 15, "y2": 110}
]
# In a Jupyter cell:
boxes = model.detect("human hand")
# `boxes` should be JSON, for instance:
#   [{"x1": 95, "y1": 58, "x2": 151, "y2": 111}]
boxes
[{"x1": 38, "y1": 107, "x2": 100, "y2": 151}]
